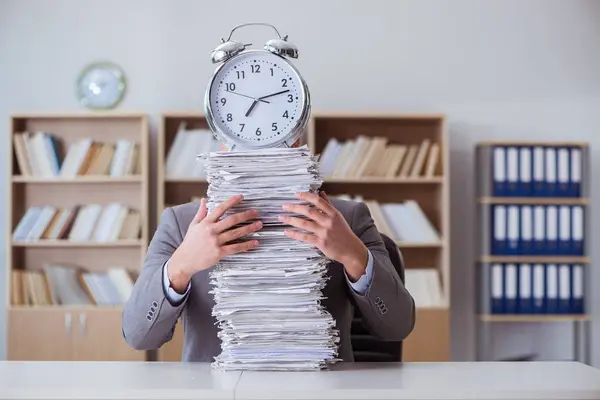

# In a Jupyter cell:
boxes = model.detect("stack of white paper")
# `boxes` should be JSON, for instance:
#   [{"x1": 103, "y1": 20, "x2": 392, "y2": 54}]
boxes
[{"x1": 200, "y1": 146, "x2": 340, "y2": 371}]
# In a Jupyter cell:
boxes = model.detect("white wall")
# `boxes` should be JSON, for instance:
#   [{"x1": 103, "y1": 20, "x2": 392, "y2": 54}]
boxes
[{"x1": 1, "y1": 0, "x2": 599, "y2": 364}]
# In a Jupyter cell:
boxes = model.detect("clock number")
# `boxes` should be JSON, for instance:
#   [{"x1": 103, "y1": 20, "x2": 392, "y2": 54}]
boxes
[
  {"x1": 226, "y1": 82, "x2": 236, "y2": 91},
  {"x1": 272, "y1": 122, "x2": 277, "y2": 131},
  {"x1": 236, "y1": 70, "x2": 245, "y2": 79},
  {"x1": 281, "y1": 79, "x2": 288, "y2": 87},
  {"x1": 287, "y1": 94, "x2": 293, "y2": 103},
  {"x1": 239, "y1": 123, "x2": 245, "y2": 132},
  {"x1": 220, "y1": 98, "x2": 226, "y2": 105},
  {"x1": 270, "y1": 68, "x2": 274, "y2": 76},
  {"x1": 255, "y1": 128, "x2": 262, "y2": 136},
  {"x1": 283, "y1": 111, "x2": 289, "y2": 118},
  {"x1": 251, "y1": 64, "x2": 261, "y2": 73},
  {"x1": 227, "y1": 113, "x2": 233, "y2": 122}
]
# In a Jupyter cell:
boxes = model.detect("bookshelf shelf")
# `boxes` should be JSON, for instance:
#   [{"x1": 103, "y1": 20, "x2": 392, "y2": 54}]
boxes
[
  {"x1": 12, "y1": 176, "x2": 143, "y2": 183},
  {"x1": 477, "y1": 197, "x2": 589, "y2": 205},
  {"x1": 6, "y1": 113, "x2": 150, "y2": 362},
  {"x1": 157, "y1": 112, "x2": 451, "y2": 363},
  {"x1": 11, "y1": 240, "x2": 144, "y2": 248},
  {"x1": 479, "y1": 314, "x2": 590, "y2": 323},
  {"x1": 479, "y1": 256, "x2": 590, "y2": 264}
]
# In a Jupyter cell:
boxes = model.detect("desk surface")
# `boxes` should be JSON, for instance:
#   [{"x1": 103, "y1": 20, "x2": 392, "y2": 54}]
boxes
[{"x1": 0, "y1": 361, "x2": 599, "y2": 400}]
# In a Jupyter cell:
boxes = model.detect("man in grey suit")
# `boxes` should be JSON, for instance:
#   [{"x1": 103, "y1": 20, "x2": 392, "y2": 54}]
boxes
[{"x1": 122, "y1": 189, "x2": 415, "y2": 362}]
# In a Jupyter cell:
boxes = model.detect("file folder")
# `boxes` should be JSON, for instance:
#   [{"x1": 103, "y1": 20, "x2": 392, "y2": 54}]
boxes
[
  {"x1": 506, "y1": 147, "x2": 519, "y2": 196},
  {"x1": 493, "y1": 147, "x2": 506, "y2": 196},
  {"x1": 507, "y1": 205, "x2": 519, "y2": 255},
  {"x1": 492, "y1": 205, "x2": 507, "y2": 255},
  {"x1": 533, "y1": 206, "x2": 545, "y2": 255},
  {"x1": 521, "y1": 206, "x2": 533, "y2": 254},
  {"x1": 532, "y1": 264, "x2": 545, "y2": 314},
  {"x1": 571, "y1": 264, "x2": 584, "y2": 314},
  {"x1": 519, "y1": 147, "x2": 532, "y2": 196},
  {"x1": 546, "y1": 206, "x2": 558, "y2": 254},
  {"x1": 545, "y1": 147, "x2": 557, "y2": 197},
  {"x1": 545, "y1": 264, "x2": 558, "y2": 314},
  {"x1": 558, "y1": 206, "x2": 571, "y2": 255},
  {"x1": 572, "y1": 206, "x2": 584, "y2": 256},
  {"x1": 557, "y1": 147, "x2": 570, "y2": 197},
  {"x1": 570, "y1": 147, "x2": 582, "y2": 197},
  {"x1": 518, "y1": 264, "x2": 533, "y2": 314},
  {"x1": 558, "y1": 264, "x2": 571, "y2": 314},
  {"x1": 504, "y1": 264, "x2": 518, "y2": 314},
  {"x1": 532, "y1": 146, "x2": 545, "y2": 196},
  {"x1": 491, "y1": 263, "x2": 504, "y2": 314}
]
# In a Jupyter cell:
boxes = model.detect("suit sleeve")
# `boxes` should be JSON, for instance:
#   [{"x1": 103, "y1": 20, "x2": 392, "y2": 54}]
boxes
[
  {"x1": 122, "y1": 207, "x2": 189, "y2": 350},
  {"x1": 347, "y1": 202, "x2": 416, "y2": 341}
]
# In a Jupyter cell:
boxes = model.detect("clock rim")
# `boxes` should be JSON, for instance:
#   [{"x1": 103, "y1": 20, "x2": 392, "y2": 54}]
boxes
[
  {"x1": 76, "y1": 61, "x2": 127, "y2": 110},
  {"x1": 204, "y1": 49, "x2": 310, "y2": 150}
]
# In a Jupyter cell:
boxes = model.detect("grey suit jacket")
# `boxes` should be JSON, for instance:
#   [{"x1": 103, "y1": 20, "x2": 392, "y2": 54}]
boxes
[{"x1": 122, "y1": 198, "x2": 415, "y2": 362}]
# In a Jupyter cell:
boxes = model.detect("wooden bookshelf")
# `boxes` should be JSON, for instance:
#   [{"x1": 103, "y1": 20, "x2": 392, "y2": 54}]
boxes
[
  {"x1": 6, "y1": 113, "x2": 149, "y2": 361},
  {"x1": 157, "y1": 112, "x2": 451, "y2": 362}
]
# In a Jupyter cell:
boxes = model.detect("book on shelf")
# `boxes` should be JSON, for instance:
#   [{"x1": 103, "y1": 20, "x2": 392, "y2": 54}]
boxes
[
  {"x1": 319, "y1": 136, "x2": 440, "y2": 179},
  {"x1": 165, "y1": 122, "x2": 220, "y2": 178},
  {"x1": 11, "y1": 265, "x2": 135, "y2": 306},
  {"x1": 335, "y1": 195, "x2": 441, "y2": 244},
  {"x1": 13, "y1": 131, "x2": 140, "y2": 178},
  {"x1": 404, "y1": 268, "x2": 445, "y2": 307},
  {"x1": 12, "y1": 203, "x2": 141, "y2": 243}
]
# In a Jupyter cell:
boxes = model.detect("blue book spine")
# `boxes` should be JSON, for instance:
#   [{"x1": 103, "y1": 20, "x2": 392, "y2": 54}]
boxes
[
  {"x1": 545, "y1": 206, "x2": 558, "y2": 255},
  {"x1": 570, "y1": 147, "x2": 582, "y2": 197},
  {"x1": 572, "y1": 206, "x2": 584, "y2": 256},
  {"x1": 504, "y1": 264, "x2": 518, "y2": 314},
  {"x1": 545, "y1": 147, "x2": 557, "y2": 197},
  {"x1": 557, "y1": 147, "x2": 570, "y2": 197},
  {"x1": 519, "y1": 146, "x2": 532, "y2": 197},
  {"x1": 545, "y1": 264, "x2": 559, "y2": 314},
  {"x1": 571, "y1": 264, "x2": 584, "y2": 314},
  {"x1": 533, "y1": 206, "x2": 545, "y2": 255},
  {"x1": 493, "y1": 146, "x2": 507, "y2": 196},
  {"x1": 520, "y1": 205, "x2": 533, "y2": 255},
  {"x1": 506, "y1": 146, "x2": 519, "y2": 196},
  {"x1": 558, "y1": 264, "x2": 571, "y2": 314},
  {"x1": 491, "y1": 263, "x2": 505, "y2": 314},
  {"x1": 532, "y1": 146, "x2": 545, "y2": 197},
  {"x1": 532, "y1": 264, "x2": 546, "y2": 314},
  {"x1": 506, "y1": 205, "x2": 520, "y2": 255},
  {"x1": 558, "y1": 206, "x2": 572, "y2": 255},
  {"x1": 491, "y1": 205, "x2": 507, "y2": 255},
  {"x1": 518, "y1": 264, "x2": 533, "y2": 314}
]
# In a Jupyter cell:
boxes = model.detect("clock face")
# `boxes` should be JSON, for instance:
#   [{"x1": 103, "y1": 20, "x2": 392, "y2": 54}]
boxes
[
  {"x1": 207, "y1": 50, "x2": 307, "y2": 148},
  {"x1": 76, "y1": 62, "x2": 126, "y2": 109}
]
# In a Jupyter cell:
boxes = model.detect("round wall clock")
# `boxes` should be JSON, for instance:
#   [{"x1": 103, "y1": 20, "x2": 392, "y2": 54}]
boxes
[
  {"x1": 205, "y1": 23, "x2": 310, "y2": 150},
  {"x1": 76, "y1": 61, "x2": 126, "y2": 110}
]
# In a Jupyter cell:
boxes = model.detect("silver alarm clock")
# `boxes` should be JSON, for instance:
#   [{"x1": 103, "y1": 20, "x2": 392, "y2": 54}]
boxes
[{"x1": 204, "y1": 23, "x2": 311, "y2": 150}]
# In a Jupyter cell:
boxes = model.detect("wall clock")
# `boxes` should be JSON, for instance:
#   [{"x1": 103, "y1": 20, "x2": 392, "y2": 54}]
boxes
[
  {"x1": 76, "y1": 61, "x2": 126, "y2": 110},
  {"x1": 205, "y1": 23, "x2": 310, "y2": 150}
]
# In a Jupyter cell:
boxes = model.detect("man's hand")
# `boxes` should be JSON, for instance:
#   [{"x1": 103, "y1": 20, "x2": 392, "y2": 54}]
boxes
[
  {"x1": 168, "y1": 195, "x2": 261, "y2": 292},
  {"x1": 279, "y1": 191, "x2": 369, "y2": 282}
]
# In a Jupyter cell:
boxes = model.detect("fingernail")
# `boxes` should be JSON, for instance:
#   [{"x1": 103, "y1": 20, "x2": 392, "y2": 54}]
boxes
[
  {"x1": 253, "y1": 240, "x2": 259, "y2": 246},
  {"x1": 255, "y1": 221, "x2": 263, "y2": 228}
]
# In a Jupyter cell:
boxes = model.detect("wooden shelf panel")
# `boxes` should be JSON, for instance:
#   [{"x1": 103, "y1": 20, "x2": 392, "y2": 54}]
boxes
[
  {"x1": 477, "y1": 140, "x2": 589, "y2": 147},
  {"x1": 12, "y1": 176, "x2": 142, "y2": 183},
  {"x1": 9, "y1": 305, "x2": 124, "y2": 311},
  {"x1": 12, "y1": 240, "x2": 143, "y2": 248},
  {"x1": 478, "y1": 197, "x2": 589, "y2": 205},
  {"x1": 479, "y1": 314, "x2": 590, "y2": 322},
  {"x1": 479, "y1": 256, "x2": 590, "y2": 264},
  {"x1": 325, "y1": 177, "x2": 443, "y2": 184}
]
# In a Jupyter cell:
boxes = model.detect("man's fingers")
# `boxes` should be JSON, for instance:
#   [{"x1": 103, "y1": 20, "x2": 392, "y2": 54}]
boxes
[
  {"x1": 278, "y1": 215, "x2": 322, "y2": 235},
  {"x1": 219, "y1": 220, "x2": 263, "y2": 244},
  {"x1": 281, "y1": 203, "x2": 328, "y2": 225},
  {"x1": 284, "y1": 229, "x2": 321, "y2": 247},
  {"x1": 295, "y1": 191, "x2": 335, "y2": 216},
  {"x1": 206, "y1": 194, "x2": 244, "y2": 222},
  {"x1": 190, "y1": 198, "x2": 208, "y2": 226},
  {"x1": 215, "y1": 209, "x2": 259, "y2": 232},
  {"x1": 220, "y1": 239, "x2": 259, "y2": 256}
]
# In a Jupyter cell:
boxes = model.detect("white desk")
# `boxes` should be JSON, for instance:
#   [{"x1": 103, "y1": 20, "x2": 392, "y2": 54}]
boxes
[{"x1": 0, "y1": 361, "x2": 599, "y2": 400}]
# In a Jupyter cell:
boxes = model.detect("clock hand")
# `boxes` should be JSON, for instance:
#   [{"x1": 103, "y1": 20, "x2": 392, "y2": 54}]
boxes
[
  {"x1": 245, "y1": 100, "x2": 259, "y2": 117},
  {"x1": 258, "y1": 89, "x2": 290, "y2": 101},
  {"x1": 227, "y1": 91, "x2": 270, "y2": 103}
]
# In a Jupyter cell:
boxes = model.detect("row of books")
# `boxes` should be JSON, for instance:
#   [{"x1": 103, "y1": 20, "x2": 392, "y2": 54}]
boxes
[
  {"x1": 405, "y1": 269, "x2": 445, "y2": 307},
  {"x1": 486, "y1": 263, "x2": 584, "y2": 314},
  {"x1": 337, "y1": 195, "x2": 440, "y2": 244},
  {"x1": 491, "y1": 145, "x2": 583, "y2": 197},
  {"x1": 13, "y1": 203, "x2": 141, "y2": 242},
  {"x1": 165, "y1": 124, "x2": 220, "y2": 178},
  {"x1": 13, "y1": 131, "x2": 140, "y2": 177},
  {"x1": 319, "y1": 137, "x2": 439, "y2": 179},
  {"x1": 491, "y1": 204, "x2": 584, "y2": 256},
  {"x1": 11, "y1": 264, "x2": 135, "y2": 306}
]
